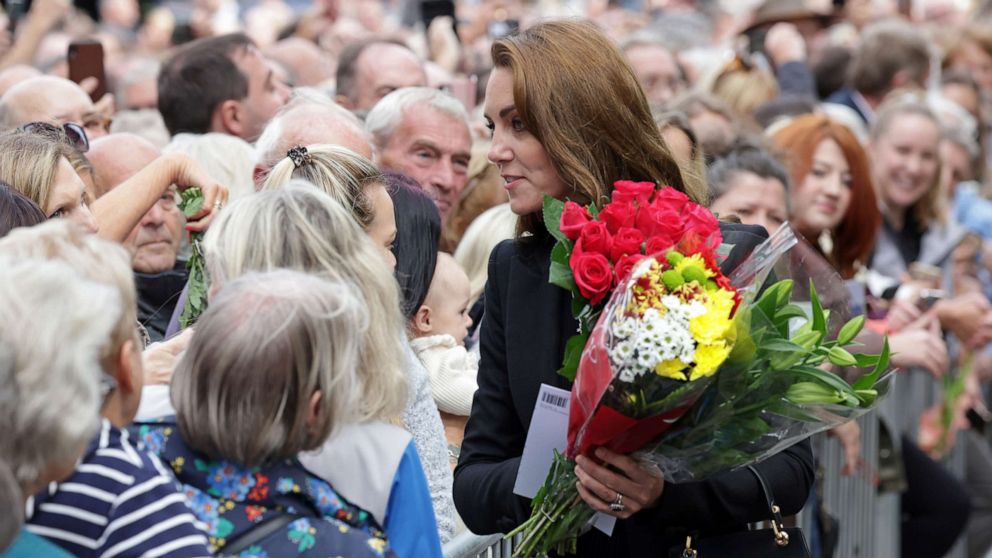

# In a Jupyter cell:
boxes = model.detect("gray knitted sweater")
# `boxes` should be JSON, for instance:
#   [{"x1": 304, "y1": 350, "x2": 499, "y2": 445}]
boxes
[{"x1": 403, "y1": 343, "x2": 456, "y2": 542}]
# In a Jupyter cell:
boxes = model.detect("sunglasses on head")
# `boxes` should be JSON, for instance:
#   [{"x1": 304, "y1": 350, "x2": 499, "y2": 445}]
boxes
[{"x1": 19, "y1": 121, "x2": 90, "y2": 153}]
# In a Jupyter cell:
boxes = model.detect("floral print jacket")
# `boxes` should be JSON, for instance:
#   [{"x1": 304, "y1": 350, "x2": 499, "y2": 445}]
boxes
[{"x1": 131, "y1": 419, "x2": 395, "y2": 558}]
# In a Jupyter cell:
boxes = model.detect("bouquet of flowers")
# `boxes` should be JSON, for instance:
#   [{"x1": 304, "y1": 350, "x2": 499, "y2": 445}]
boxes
[{"x1": 508, "y1": 181, "x2": 891, "y2": 557}]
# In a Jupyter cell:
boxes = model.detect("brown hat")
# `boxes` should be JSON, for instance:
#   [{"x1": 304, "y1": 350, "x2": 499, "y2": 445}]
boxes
[{"x1": 744, "y1": 0, "x2": 837, "y2": 33}]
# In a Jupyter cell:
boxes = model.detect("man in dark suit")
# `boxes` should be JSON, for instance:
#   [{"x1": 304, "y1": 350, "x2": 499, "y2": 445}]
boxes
[{"x1": 825, "y1": 19, "x2": 930, "y2": 125}]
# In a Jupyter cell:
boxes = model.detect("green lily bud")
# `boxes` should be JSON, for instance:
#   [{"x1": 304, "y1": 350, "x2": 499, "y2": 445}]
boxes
[
  {"x1": 827, "y1": 346, "x2": 858, "y2": 367},
  {"x1": 793, "y1": 330, "x2": 823, "y2": 351},
  {"x1": 787, "y1": 382, "x2": 845, "y2": 405}
]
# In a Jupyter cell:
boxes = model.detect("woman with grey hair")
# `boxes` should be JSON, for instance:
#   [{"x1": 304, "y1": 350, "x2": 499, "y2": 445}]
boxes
[
  {"x1": 133, "y1": 270, "x2": 394, "y2": 558},
  {"x1": 200, "y1": 184, "x2": 443, "y2": 556},
  {"x1": 3, "y1": 222, "x2": 212, "y2": 558},
  {"x1": 0, "y1": 258, "x2": 119, "y2": 557}
]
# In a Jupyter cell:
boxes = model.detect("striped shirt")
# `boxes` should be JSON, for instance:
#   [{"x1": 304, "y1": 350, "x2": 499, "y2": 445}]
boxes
[{"x1": 26, "y1": 419, "x2": 213, "y2": 558}]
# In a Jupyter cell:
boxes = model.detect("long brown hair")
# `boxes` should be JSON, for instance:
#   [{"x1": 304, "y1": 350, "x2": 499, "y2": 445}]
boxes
[
  {"x1": 491, "y1": 19, "x2": 699, "y2": 237},
  {"x1": 772, "y1": 115, "x2": 880, "y2": 279}
]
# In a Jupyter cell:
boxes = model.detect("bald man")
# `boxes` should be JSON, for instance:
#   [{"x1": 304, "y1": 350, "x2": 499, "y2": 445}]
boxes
[
  {"x1": 0, "y1": 65, "x2": 42, "y2": 97},
  {"x1": 0, "y1": 76, "x2": 109, "y2": 137},
  {"x1": 253, "y1": 90, "x2": 375, "y2": 186},
  {"x1": 89, "y1": 133, "x2": 186, "y2": 341}
]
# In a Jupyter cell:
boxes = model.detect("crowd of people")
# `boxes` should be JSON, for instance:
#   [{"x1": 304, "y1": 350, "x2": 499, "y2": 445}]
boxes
[{"x1": 2, "y1": 0, "x2": 992, "y2": 557}]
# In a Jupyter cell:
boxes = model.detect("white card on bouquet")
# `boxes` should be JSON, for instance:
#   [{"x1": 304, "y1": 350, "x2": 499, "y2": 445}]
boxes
[{"x1": 513, "y1": 383, "x2": 616, "y2": 536}]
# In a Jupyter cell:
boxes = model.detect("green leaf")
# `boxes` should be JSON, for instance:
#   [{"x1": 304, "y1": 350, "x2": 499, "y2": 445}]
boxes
[
  {"x1": 557, "y1": 332, "x2": 589, "y2": 382},
  {"x1": 756, "y1": 280, "x2": 792, "y2": 319},
  {"x1": 549, "y1": 243, "x2": 578, "y2": 294},
  {"x1": 543, "y1": 195, "x2": 568, "y2": 244},
  {"x1": 178, "y1": 187, "x2": 205, "y2": 218},
  {"x1": 853, "y1": 338, "x2": 889, "y2": 391},
  {"x1": 762, "y1": 339, "x2": 806, "y2": 352},
  {"x1": 836, "y1": 315, "x2": 866, "y2": 346},
  {"x1": 809, "y1": 280, "x2": 826, "y2": 335},
  {"x1": 775, "y1": 304, "x2": 810, "y2": 322},
  {"x1": 790, "y1": 365, "x2": 857, "y2": 396}
]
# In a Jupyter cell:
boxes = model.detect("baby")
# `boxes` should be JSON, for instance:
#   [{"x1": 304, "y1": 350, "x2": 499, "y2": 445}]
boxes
[{"x1": 410, "y1": 253, "x2": 478, "y2": 466}]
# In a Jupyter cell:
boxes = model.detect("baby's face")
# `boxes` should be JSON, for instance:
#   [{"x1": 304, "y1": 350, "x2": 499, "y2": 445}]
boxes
[{"x1": 427, "y1": 257, "x2": 474, "y2": 344}]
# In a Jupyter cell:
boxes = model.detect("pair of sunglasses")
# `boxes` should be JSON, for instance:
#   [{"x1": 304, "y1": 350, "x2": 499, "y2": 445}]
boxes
[{"x1": 19, "y1": 121, "x2": 90, "y2": 153}]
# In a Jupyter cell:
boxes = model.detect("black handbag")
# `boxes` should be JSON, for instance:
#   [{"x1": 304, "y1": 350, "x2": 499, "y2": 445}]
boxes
[{"x1": 669, "y1": 466, "x2": 812, "y2": 558}]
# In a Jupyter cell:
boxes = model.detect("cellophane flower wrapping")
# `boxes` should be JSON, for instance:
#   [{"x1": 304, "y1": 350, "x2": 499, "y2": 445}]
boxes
[
  {"x1": 509, "y1": 186, "x2": 891, "y2": 557},
  {"x1": 629, "y1": 225, "x2": 894, "y2": 482}
]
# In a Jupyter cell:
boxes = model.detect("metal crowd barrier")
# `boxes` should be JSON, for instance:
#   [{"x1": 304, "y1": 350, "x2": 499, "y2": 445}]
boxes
[
  {"x1": 443, "y1": 532, "x2": 519, "y2": 558},
  {"x1": 804, "y1": 371, "x2": 971, "y2": 558}
]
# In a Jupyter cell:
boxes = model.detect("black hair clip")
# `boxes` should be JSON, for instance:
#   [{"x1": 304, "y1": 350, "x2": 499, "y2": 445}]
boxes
[{"x1": 288, "y1": 145, "x2": 312, "y2": 169}]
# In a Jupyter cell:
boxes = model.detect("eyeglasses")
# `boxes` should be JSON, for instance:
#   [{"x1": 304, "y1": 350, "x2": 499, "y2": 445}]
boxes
[{"x1": 19, "y1": 121, "x2": 90, "y2": 153}]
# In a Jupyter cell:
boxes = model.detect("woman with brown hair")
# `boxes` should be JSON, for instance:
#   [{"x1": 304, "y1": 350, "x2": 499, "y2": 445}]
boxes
[
  {"x1": 453, "y1": 19, "x2": 813, "y2": 557},
  {"x1": 771, "y1": 114, "x2": 879, "y2": 279}
]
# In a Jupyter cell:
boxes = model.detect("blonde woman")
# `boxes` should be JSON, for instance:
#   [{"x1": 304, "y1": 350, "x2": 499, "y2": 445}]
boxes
[
  {"x1": 263, "y1": 144, "x2": 397, "y2": 267},
  {"x1": 264, "y1": 146, "x2": 457, "y2": 542},
  {"x1": 0, "y1": 131, "x2": 227, "y2": 242},
  {"x1": 202, "y1": 184, "x2": 443, "y2": 557}
]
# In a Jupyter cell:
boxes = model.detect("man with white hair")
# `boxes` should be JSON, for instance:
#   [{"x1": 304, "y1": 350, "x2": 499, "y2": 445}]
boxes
[
  {"x1": 366, "y1": 87, "x2": 471, "y2": 223},
  {"x1": 0, "y1": 76, "x2": 109, "y2": 137},
  {"x1": 253, "y1": 88, "x2": 374, "y2": 187}
]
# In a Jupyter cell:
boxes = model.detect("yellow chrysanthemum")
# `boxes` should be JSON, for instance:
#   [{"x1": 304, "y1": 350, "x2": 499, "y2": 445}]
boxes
[
  {"x1": 674, "y1": 254, "x2": 715, "y2": 282},
  {"x1": 368, "y1": 539, "x2": 387, "y2": 552},
  {"x1": 655, "y1": 358, "x2": 688, "y2": 380},
  {"x1": 691, "y1": 341, "x2": 732, "y2": 380},
  {"x1": 689, "y1": 289, "x2": 736, "y2": 343}
]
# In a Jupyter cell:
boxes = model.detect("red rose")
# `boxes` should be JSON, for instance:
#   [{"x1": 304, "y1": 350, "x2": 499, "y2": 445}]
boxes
[
  {"x1": 560, "y1": 201, "x2": 591, "y2": 241},
  {"x1": 681, "y1": 203, "x2": 721, "y2": 241},
  {"x1": 611, "y1": 180, "x2": 656, "y2": 205},
  {"x1": 610, "y1": 227, "x2": 644, "y2": 262},
  {"x1": 598, "y1": 201, "x2": 636, "y2": 235},
  {"x1": 570, "y1": 250, "x2": 614, "y2": 305},
  {"x1": 635, "y1": 205, "x2": 682, "y2": 251},
  {"x1": 652, "y1": 186, "x2": 690, "y2": 212},
  {"x1": 578, "y1": 220, "x2": 612, "y2": 257},
  {"x1": 614, "y1": 253, "x2": 646, "y2": 284},
  {"x1": 645, "y1": 235, "x2": 676, "y2": 256}
]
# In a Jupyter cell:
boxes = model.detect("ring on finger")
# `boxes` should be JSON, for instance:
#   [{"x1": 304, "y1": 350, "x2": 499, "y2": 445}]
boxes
[{"x1": 610, "y1": 491, "x2": 624, "y2": 513}]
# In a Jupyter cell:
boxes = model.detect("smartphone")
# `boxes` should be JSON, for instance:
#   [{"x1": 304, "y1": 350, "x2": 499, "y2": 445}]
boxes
[
  {"x1": 488, "y1": 18, "x2": 519, "y2": 39},
  {"x1": 420, "y1": 0, "x2": 455, "y2": 30},
  {"x1": 68, "y1": 40, "x2": 107, "y2": 102},
  {"x1": 917, "y1": 288, "x2": 945, "y2": 311}
]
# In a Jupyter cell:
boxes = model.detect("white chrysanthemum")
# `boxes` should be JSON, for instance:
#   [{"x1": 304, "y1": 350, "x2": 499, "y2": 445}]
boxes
[
  {"x1": 612, "y1": 317, "x2": 635, "y2": 339},
  {"x1": 619, "y1": 368, "x2": 637, "y2": 382},
  {"x1": 637, "y1": 348, "x2": 660, "y2": 370},
  {"x1": 610, "y1": 340, "x2": 636, "y2": 363}
]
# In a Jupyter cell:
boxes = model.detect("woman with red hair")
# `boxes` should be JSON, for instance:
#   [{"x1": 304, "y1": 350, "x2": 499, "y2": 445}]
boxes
[{"x1": 771, "y1": 114, "x2": 879, "y2": 279}]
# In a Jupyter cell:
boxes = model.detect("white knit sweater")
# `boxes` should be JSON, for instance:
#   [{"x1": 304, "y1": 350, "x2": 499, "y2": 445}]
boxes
[
  {"x1": 402, "y1": 343, "x2": 456, "y2": 542},
  {"x1": 410, "y1": 334, "x2": 479, "y2": 417}
]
